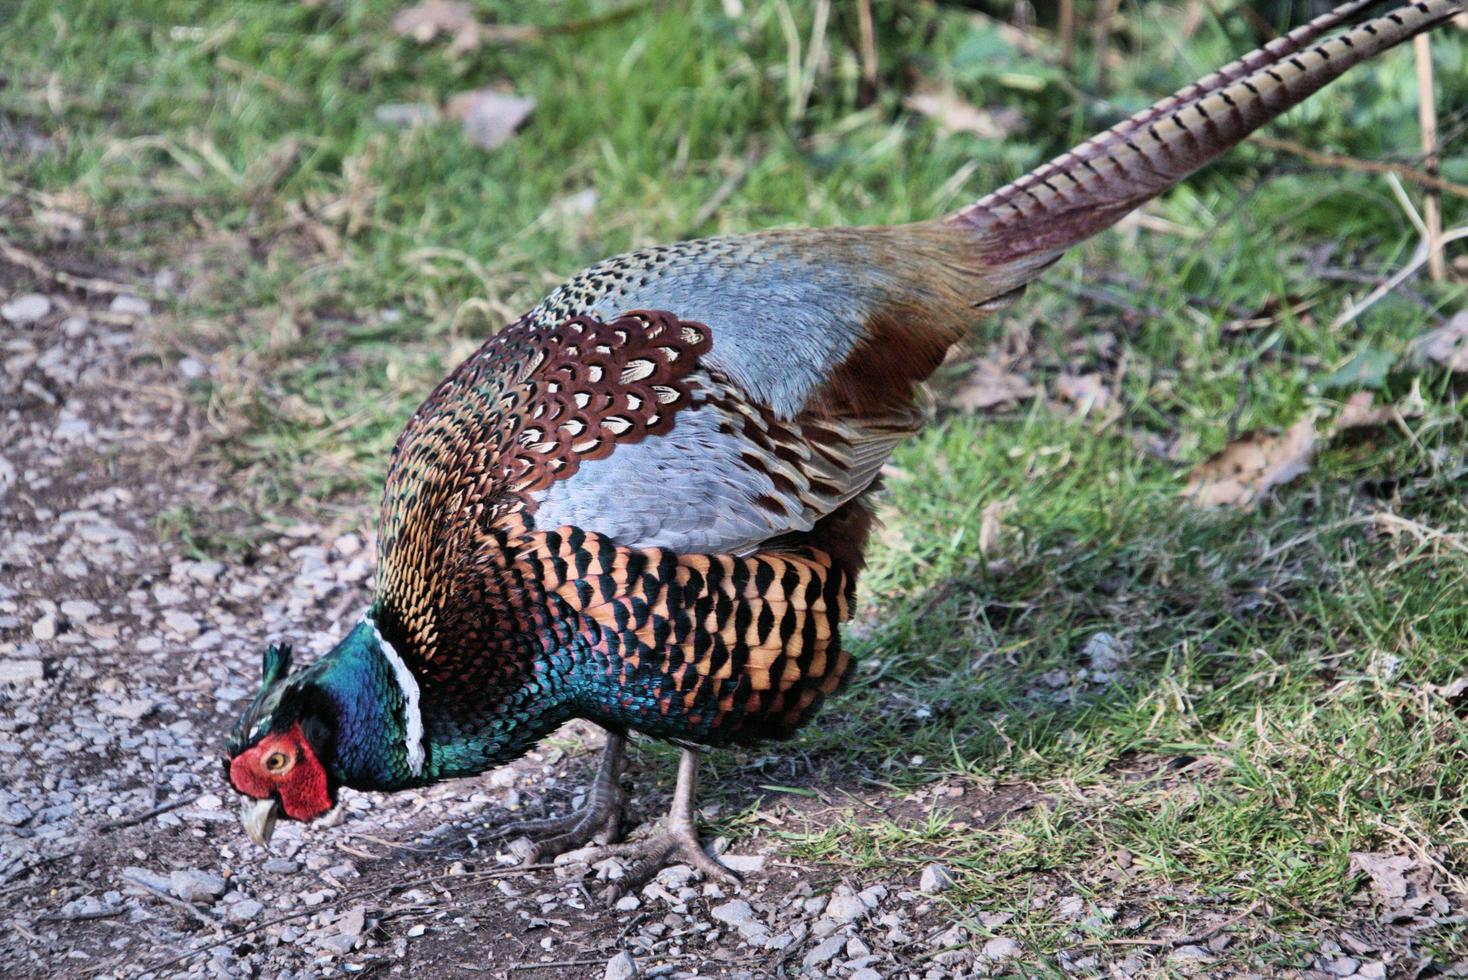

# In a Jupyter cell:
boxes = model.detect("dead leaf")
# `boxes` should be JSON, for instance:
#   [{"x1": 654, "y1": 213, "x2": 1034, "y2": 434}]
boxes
[
  {"x1": 1427, "y1": 676, "x2": 1468, "y2": 702},
  {"x1": 906, "y1": 90, "x2": 1023, "y2": 140},
  {"x1": 1410, "y1": 310, "x2": 1468, "y2": 373},
  {"x1": 446, "y1": 90, "x2": 535, "y2": 151},
  {"x1": 1181, "y1": 416, "x2": 1316, "y2": 508},
  {"x1": 1334, "y1": 391, "x2": 1393, "y2": 432},
  {"x1": 1053, "y1": 373, "x2": 1112, "y2": 415},
  {"x1": 1350, "y1": 852, "x2": 1415, "y2": 903},
  {"x1": 391, "y1": 1, "x2": 474, "y2": 43},
  {"x1": 978, "y1": 498, "x2": 1015, "y2": 557},
  {"x1": 950, "y1": 358, "x2": 1036, "y2": 412}
]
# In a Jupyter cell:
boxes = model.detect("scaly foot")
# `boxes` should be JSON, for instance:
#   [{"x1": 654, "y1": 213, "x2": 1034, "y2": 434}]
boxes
[
  {"x1": 592, "y1": 747, "x2": 740, "y2": 901},
  {"x1": 495, "y1": 730, "x2": 627, "y2": 863}
]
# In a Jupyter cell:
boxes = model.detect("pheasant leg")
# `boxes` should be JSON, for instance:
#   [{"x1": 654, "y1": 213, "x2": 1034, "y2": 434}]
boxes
[
  {"x1": 596, "y1": 748, "x2": 740, "y2": 900},
  {"x1": 497, "y1": 730, "x2": 627, "y2": 862}
]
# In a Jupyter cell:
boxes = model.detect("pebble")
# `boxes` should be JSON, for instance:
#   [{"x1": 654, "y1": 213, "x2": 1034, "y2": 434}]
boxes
[
  {"x1": 1168, "y1": 945, "x2": 1212, "y2": 964},
  {"x1": 711, "y1": 899, "x2": 769, "y2": 943},
  {"x1": 2, "y1": 293, "x2": 52, "y2": 324},
  {"x1": 919, "y1": 863, "x2": 954, "y2": 894},
  {"x1": 604, "y1": 951, "x2": 639, "y2": 980},
  {"x1": 0, "y1": 660, "x2": 44, "y2": 685},
  {"x1": 162, "y1": 609, "x2": 201, "y2": 636},
  {"x1": 59, "y1": 599, "x2": 100, "y2": 621},
  {"x1": 170, "y1": 869, "x2": 227, "y2": 902},
  {"x1": 982, "y1": 937, "x2": 1023, "y2": 961},
  {"x1": 1324, "y1": 956, "x2": 1361, "y2": 976},
  {"x1": 803, "y1": 935, "x2": 846, "y2": 968},
  {"x1": 227, "y1": 898, "x2": 265, "y2": 923},
  {"x1": 108, "y1": 294, "x2": 151, "y2": 317},
  {"x1": 823, "y1": 890, "x2": 867, "y2": 923},
  {"x1": 375, "y1": 102, "x2": 439, "y2": 128},
  {"x1": 1357, "y1": 963, "x2": 1386, "y2": 979},
  {"x1": 31, "y1": 615, "x2": 57, "y2": 641}
]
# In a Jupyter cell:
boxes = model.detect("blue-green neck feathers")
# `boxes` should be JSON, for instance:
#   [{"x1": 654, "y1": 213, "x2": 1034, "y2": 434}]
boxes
[{"x1": 297, "y1": 616, "x2": 577, "y2": 790}]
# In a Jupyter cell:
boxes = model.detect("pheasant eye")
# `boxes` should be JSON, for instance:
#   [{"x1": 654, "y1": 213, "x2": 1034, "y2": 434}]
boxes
[{"x1": 263, "y1": 751, "x2": 291, "y2": 773}]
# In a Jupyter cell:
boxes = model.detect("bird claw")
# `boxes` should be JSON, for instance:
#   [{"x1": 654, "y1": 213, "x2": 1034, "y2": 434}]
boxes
[
  {"x1": 491, "y1": 781, "x2": 625, "y2": 864},
  {"x1": 595, "y1": 823, "x2": 742, "y2": 903}
]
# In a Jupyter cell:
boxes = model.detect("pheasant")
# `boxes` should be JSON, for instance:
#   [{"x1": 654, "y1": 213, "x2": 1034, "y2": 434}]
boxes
[{"x1": 227, "y1": 2, "x2": 1462, "y2": 893}]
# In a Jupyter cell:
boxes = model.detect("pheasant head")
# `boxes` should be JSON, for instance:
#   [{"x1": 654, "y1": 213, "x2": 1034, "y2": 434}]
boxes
[{"x1": 225, "y1": 617, "x2": 425, "y2": 844}]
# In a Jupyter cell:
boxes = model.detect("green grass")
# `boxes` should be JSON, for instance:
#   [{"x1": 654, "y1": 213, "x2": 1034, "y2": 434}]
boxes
[{"x1": 4, "y1": 0, "x2": 1467, "y2": 969}]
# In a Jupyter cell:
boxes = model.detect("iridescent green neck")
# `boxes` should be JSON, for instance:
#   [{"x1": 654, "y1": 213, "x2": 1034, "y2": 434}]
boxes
[
  {"x1": 310, "y1": 618, "x2": 422, "y2": 790},
  {"x1": 315, "y1": 616, "x2": 579, "y2": 789}
]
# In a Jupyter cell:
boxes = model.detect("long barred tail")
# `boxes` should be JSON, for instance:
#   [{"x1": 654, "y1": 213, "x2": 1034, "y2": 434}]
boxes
[{"x1": 949, "y1": 0, "x2": 1463, "y2": 283}]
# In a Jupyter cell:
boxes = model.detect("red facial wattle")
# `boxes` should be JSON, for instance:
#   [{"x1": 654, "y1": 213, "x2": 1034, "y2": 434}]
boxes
[{"x1": 228, "y1": 721, "x2": 333, "y2": 821}]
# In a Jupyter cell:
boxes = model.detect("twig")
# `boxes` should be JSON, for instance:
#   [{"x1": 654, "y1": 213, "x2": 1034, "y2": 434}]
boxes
[
  {"x1": 1331, "y1": 224, "x2": 1468, "y2": 329},
  {"x1": 96, "y1": 793, "x2": 198, "y2": 833},
  {"x1": 1247, "y1": 134, "x2": 1468, "y2": 202},
  {"x1": 1057, "y1": 0, "x2": 1076, "y2": 70},
  {"x1": 1093, "y1": 900, "x2": 1263, "y2": 947},
  {"x1": 0, "y1": 236, "x2": 140, "y2": 296},
  {"x1": 1094, "y1": 0, "x2": 1120, "y2": 97},
  {"x1": 1414, "y1": 33, "x2": 1446, "y2": 282},
  {"x1": 507, "y1": 959, "x2": 609, "y2": 972},
  {"x1": 121, "y1": 871, "x2": 224, "y2": 935},
  {"x1": 37, "y1": 908, "x2": 127, "y2": 922},
  {"x1": 856, "y1": 0, "x2": 878, "y2": 105}
]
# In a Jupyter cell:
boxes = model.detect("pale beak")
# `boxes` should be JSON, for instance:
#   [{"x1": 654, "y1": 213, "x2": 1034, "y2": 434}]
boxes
[{"x1": 240, "y1": 797, "x2": 279, "y2": 846}]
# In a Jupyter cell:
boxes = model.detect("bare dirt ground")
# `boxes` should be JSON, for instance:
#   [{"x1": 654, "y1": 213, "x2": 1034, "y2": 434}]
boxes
[{"x1": 2, "y1": 253, "x2": 1455, "y2": 980}]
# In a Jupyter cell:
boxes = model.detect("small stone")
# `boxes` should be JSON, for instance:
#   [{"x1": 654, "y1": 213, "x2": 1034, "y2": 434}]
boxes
[
  {"x1": 614, "y1": 894, "x2": 640, "y2": 912},
  {"x1": 59, "y1": 599, "x2": 100, "y2": 622},
  {"x1": 188, "y1": 560, "x2": 225, "y2": 585},
  {"x1": 317, "y1": 932, "x2": 356, "y2": 955},
  {"x1": 850, "y1": 971, "x2": 883, "y2": 980},
  {"x1": 1323, "y1": 956, "x2": 1360, "y2": 977},
  {"x1": 920, "y1": 863, "x2": 954, "y2": 894},
  {"x1": 1357, "y1": 963, "x2": 1386, "y2": 979},
  {"x1": 262, "y1": 858, "x2": 299, "y2": 874},
  {"x1": 374, "y1": 102, "x2": 439, "y2": 128},
  {"x1": 604, "y1": 951, "x2": 639, "y2": 980},
  {"x1": 982, "y1": 937, "x2": 1023, "y2": 961},
  {"x1": 2, "y1": 293, "x2": 52, "y2": 324},
  {"x1": 0, "y1": 800, "x2": 33, "y2": 826},
  {"x1": 177, "y1": 357, "x2": 206, "y2": 380},
  {"x1": 31, "y1": 615, "x2": 57, "y2": 641},
  {"x1": 336, "y1": 906, "x2": 366, "y2": 938},
  {"x1": 108, "y1": 294, "x2": 151, "y2": 317},
  {"x1": 0, "y1": 660, "x2": 44, "y2": 685},
  {"x1": 163, "y1": 609, "x2": 200, "y2": 636},
  {"x1": 104, "y1": 699, "x2": 155, "y2": 721},
  {"x1": 719, "y1": 853, "x2": 767, "y2": 874},
  {"x1": 169, "y1": 869, "x2": 227, "y2": 903},
  {"x1": 823, "y1": 891, "x2": 866, "y2": 923},
  {"x1": 803, "y1": 935, "x2": 846, "y2": 968},
  {"x1": 1082, "y1": 631, "x2": 1130, "y2": 670},
  {"x1": 711, "y1": 899, "x2": 768, "y2": 942},
  {"x1": 226, "y1": 899, "x2": 264, "y2": 923},
  {"x1": 1168, "y1": 945, "x2": 1212, "y2": 964}
]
